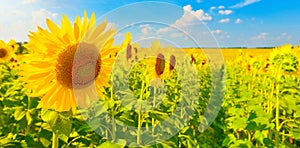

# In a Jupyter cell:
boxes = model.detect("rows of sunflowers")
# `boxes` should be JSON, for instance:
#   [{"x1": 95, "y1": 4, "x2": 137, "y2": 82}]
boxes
[{"x1": 0, "y1": 11, "x2": 300, "y2": 147}]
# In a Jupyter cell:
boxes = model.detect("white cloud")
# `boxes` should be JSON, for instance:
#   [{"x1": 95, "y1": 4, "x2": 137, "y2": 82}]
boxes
[
  {"x1": 252, "y1": 32, "x2": 268, "y2": 40},
  {"x1": 218, "y1": 5, "x2": 225, "y2": 9},
  {"x1": 235, "y1": 18, "x2": 243, "y2": 24},
  {"x1": 196, "y1": 0, "x2": 202, "y2": 3},
  {"x1": 219, "y1": 18, "x2": 230, "y2": 23},
  {"x1": 230, "y1": 0, "x2": 261, "y2": 8},
  {"x1": 211, "y1": 29, "x2": 231, "y2": 39},
  {"x1": 0, "y1": 1, "x2": 59, "y2": 42},
  {"x1": 276, "y1": 32, "x2": 292, "y2": 41},
  {"x1": 218, "y1": 10, "x2": 233, "y2": 15},
  {"x1": 211, "y1": 29, "x2": 223, "y2": 34},
  {"x1": 170, "y1": 33, "x2": 183, "y2": 38},
  {"x1": 23, "y1": 0, "x2": 38, "y2": 4},
  {"x1": 210, "y1": 6, "x2": 216, "y2": 10},
  {"x1": 139, "y1": 24, "x2": 154, "y2": 35},
  {"x1": 32, "y1": 9, "x2": 58, "y2": 28},
  {"x1": 157, "y1": 5, "x2": 212, "y2": 34}
]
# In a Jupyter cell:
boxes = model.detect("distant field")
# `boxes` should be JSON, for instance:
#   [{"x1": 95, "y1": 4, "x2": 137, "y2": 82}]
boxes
[
  {"x1": 135, "y1": 48, "x2": 274, "y2": 62},
  {"x1": 182, "y1": 48, "x2": 273, "y2": 61}
]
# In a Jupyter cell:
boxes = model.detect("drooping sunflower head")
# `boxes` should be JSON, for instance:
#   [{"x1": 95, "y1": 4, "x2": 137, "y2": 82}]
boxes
[
  {"x1": 155, "y1": 53, "x2": 166, "y2": 76},
  {"x1": 169, "y1": 54, "x2": 176, "y2": 71},
  {"x1": 0, "y1": 40, "x2": 14, "y2": 63},
  {"x1": 126, "y1": 44, "x2": 132, "y2": 61},
  {"x1": 270, "y1": 44, "x2": 300, "y2": 74},
  {"x1": 20, "y1": 11, "x2": 129, "y2": 114}
]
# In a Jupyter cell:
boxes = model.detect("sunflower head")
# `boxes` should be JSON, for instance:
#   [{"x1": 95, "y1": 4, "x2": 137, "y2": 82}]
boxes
[
  {"x1": 0, "y1": 40, "x2": 14, "y2": 63},
  {"x1": 56, "y1": 43, "x2": 101, "y2": 89},
  {"x1": 8, "y1": 39, "x2": 19, "y2": 52},
  {"x1": 169, "y1": 54, "x2": 176, "y2": 71},
  {"x1": 270, "y1": 44, "x2": 300, "y2": 74},
  {"x1": 20, "y1": 11, "x2": 129, "y2": 114},
  {"x1": 126, "y1": 44, "x2": 132, "y2": 61},
  {"x1": 155, "y1": 53, "x2": 165, "y2": 76}
]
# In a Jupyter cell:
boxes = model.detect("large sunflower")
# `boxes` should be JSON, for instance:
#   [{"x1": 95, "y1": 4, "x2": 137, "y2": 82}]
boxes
[
  {"x1": 269, "y1": 44, "x2": 300, "y2": 76},
  {"x1": 20, "y1": 11, "x2": 130, "y2": 114},
  {"x1": 0, "y1": 40, "x2": 14, "y2": 63}
]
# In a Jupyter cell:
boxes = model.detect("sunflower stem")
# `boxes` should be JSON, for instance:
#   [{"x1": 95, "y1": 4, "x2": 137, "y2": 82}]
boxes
[
  {"x1": 137, "y1": 79, "x2": 145, "y2": 146},
  {"x1": 52, "y1": 132, "x2": 58, "y2": 148},
  {"x1": 110, "y1": 86, "x2": 116, "y2": 142},
  {"x1": 25, "y1": 96, "x2": 32, "y2": 135},
  {"x1": 152, "y1": 86, "x2": 156, "y2": 138},
  {"x1": 275, "y1": 65, "x2": 282, "y2": 148}
]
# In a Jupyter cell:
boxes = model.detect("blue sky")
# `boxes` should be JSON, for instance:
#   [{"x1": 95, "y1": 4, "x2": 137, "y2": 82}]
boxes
[{"x1": 1, "y1": 0, "x2": 300, "y2": 47}]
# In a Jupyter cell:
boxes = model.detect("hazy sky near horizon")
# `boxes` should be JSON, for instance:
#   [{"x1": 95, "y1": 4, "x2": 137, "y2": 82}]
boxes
[{"x1": 1, "y1": 0, "x2": 299, "y2": 47}]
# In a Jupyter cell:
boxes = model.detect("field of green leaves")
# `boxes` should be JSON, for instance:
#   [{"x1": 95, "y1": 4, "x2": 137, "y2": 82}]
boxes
[{"x1": 0, "y1": 41, "x2": 300, "y2": 147}]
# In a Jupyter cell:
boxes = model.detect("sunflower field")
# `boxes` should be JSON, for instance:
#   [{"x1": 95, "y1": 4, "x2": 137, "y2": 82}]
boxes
[{"x1": 0, "y1": 11, "x2": 300, "y2": 148}]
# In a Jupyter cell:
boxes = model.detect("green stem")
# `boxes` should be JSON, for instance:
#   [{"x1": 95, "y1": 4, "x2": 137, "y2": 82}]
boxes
[
  {"x1": 137, "y1": 79, "x2": 145, "y2": 146},
  {"x1": 110, "y1": 86, "x2": 116, "y2": 141},
  {"x1": 152, "y1": 87, "x2": 156, "y2": 137},
  {"x1": 52, "y1": 132, "x2": 58, "y2": 148},
  {"x1": 275, "y1": 66, "x2": 281, "y2": 148},
  {"x1": 25, "y1": 96, "x2": 32, "y2": 135},
  {"x1": 275, "y1": 85, "x2": 280, "y2": 148}
]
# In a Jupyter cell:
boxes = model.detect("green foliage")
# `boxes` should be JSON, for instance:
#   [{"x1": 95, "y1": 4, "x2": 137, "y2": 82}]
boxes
[{"x1": 1, "y1": 44, "x2": 300, "y2": 147}]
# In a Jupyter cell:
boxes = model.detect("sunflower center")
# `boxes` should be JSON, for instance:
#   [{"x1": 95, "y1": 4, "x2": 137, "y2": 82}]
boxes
[
  {"x1": 155, "y1": 53, "x2": 165, "y2": 76},
  {"x1": 0, "y1": 48, "x2": 7, "y2": 58},
  {"x1": 56, "y1": 43, "x2": 101, "y2": 89}
]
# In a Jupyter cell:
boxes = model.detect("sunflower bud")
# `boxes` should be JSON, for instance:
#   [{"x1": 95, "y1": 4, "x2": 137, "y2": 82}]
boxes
[{"x1": 155, "y1": 53, "x2": 165, "y2": 76}]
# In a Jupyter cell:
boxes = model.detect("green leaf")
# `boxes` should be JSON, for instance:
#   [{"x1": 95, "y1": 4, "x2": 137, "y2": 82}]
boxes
[
  {"x1": 41, "y1": 109, "x2": 72, "y2": 136},
  {"x1": 41, "y1": 109, "x2": 58, "y2": 123},
  {"x1": 231, "y1": 118, "x2": 248, "y2": 130},
  {"x1": 96, "y1": 140, "x2": 123, "y2": 148},
  {"x1": 26, "y1": 111, "x2": 33, "y2": 125},
  {"x1": 254, "y1": 131, "x2": 265, "y2": 144},
  {"x1": 58, "y1": 133, "x2": 69, "y2": 143},
  {"x1": 14, "y1": 107, "x2": 26, "y2": 121}
]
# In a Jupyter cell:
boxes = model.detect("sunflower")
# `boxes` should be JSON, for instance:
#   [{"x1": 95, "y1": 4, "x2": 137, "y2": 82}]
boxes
[
  {"x1": 20, "y1": 11, "x2": 130, "y2": 114},
  {"x1": 0, "y1": 40, "x2": 14, "y2": 63},
  {"x1": 138, "y1": 40, "x2": 178, "y2": 87},
  {"x1": 8, "y1": 39, "x2": 19, "y2": 52},
  {"x1": 269, "y1": 44, "x2": 300, "y2": 75}
]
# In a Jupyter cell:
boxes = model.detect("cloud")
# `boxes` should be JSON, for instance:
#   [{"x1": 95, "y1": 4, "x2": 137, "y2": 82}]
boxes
[
  {"x1": 196, "y1": 0, "x2": 202, "y2": 3},
  {"x1": 170, "y1": 33, "x2": 183, "y2": 38},
  {"x1": 23, "y1": 0, "x2": 38, "y2": 4},
  {"x1": 0, "y1": 3, "x2": 59, "y2": 42},
  {"x1": 211, "y1": 29, "x2": 223, "y2": 34},
  {"x1": 218, "y1": 5, "x2": 225, "y2": 9},
  {"x1": 32, "y1": 9, "x2": 58, "y2": 28},
  {"x1": 157, "y1": 5, "x2": 212, "y2": 34},
  {"x1": 281, "y1": 32, "x2": 287, "y2": 36},
  {"x1": 219, "y1": 18, "x2": 230, "y2": 23},
  {"x1": 211, "y1": 29, "x2": 231, "y2": 39},
  {"x1": 276, "y1": 32, "x2": 292, "y2": 41},
  {"x1": 235, "y1": 18, "x2": 243, "y2": 24},
  {"x1": 210, "y1": 6, "x2": 216, "y2": 10},
  {"x1": 230, "y1": 0, "x2": 261, "y2": 8},
  {"x1": 252, "y1": 32, "x2": 268, "y2": 40},
  {"x1": 139, "y1": 24, "x2": 154, "y2": 35},
  {"x1": 218, "y1": 10, "x2": 233, "y2": 15}
]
